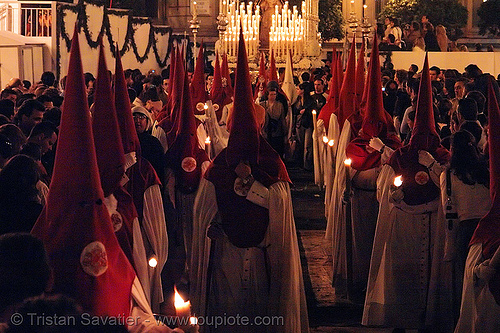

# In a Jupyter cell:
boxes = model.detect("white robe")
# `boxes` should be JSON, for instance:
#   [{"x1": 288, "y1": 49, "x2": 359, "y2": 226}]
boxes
[
  {"x1": 190, "y1": 178, "x2": 309, "y2": 333},
  {"x1": 362, "y1": 164, "x2": 453, "y2": 331},
  {"x1": 455, "y1": 243, "x2": 500, "y2": 333}
]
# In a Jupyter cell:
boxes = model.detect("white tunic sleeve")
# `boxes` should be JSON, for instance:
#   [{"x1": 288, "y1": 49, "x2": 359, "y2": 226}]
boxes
[{"x1": 142, "y1": 184, "x2": 169, "y2": 311}]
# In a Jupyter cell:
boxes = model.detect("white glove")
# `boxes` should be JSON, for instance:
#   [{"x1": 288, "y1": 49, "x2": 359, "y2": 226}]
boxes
[
  {"x1": 369, "y1": 137, "x2": 385, "y2": 152},
  {"x1": 418, "y1": 150, "x2": 436, "y2": 168},
  {"x1": 389, "y1": 186, "x2": 404, "y2": 203},
  {"x1": 474, "y1": 259, "x2": 496, "y2": 282}
]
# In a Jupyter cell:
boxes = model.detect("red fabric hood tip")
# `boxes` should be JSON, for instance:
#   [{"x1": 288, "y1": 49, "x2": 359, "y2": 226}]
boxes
[
  {"x1": 210, "y1": 53, "x2": 229, "y2": 121},
  {"x1": 93, "y1": 36, "x2": 126, "y2": 197},
  {"x1": 190, "y1": 42, "x2": 209, "y2": 116},
  {"x1": 31, "y1": 25, "x2": 135, "y2": 317},
  {"x1": 114, "y1": 42, "x2": 141, "y2": 158},
  {"x1": 334, "y1": 36, "x2": 358, "y2": 130}
]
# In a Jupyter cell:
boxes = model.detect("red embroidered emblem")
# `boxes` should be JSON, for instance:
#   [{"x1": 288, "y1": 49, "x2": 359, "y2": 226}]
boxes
[
  {"x1": 415, "y1": 171, "x2": 430, "y2": 185},
  {"x1": 181, "y1": 157, "x2": 197, "y2": 173},
  {"x1": 80, "y1": 242, "x2": 108, "y2": 277}
]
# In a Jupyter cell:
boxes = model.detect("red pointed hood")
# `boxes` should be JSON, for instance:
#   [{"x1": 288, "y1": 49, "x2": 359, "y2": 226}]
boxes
[
  {"x1": 355, "y1": 38, "x2": 366, "y2": 107},
  {"x1": 114, "y1": 43, "x2": 141, "y2": 162},
  {"x1": 334, "y1": 36, "x2": 357, "y2": 128},
  {"x1": 164, "y1": 47, "x2": 186, "y2": 147},
  {"x1": 269, "y1": 49, "x2": 278, "y2": 82},
  {"x1": 221, "y1": 53, "x2": 234, "y2": 98},
  {"x1": 157, "y1": 47, "x2": 178, "y2": 123},
  {"x1": 254, "y1": 52, "x2": 268, "y2": 99},
  {"x1": 346, "y1": 36, "x2": 402, "y2": 171},
  {"x1": 92, "y1": 39, "x2": 126, "y2": 197},
  {"x1": 205, "y1": 29, "x2": 290, "y2": 248},
  {"x1": 409, "y1": 53, "x2": 441, "y2": 152},
  {"x1": 387, "y1": 53, "x2": 449, "y2": 205},
  {"x1": 210, "y1": 53, "x2": 226, "y2": 121},
  {"x1": 318, "y1": 49, "x2": 338, "y2": 131},
  {"x1": 31, "y1": 27, "x2": 135, "y2": 316},
  {"x1": 166, "y1": 52, "x2": 209, "y2": 193},
  {"x1": 209, "y1": 28, "x2": 289, "y2": 182},
  {"x1": 190, "y1": 42, "x2": 208, "y2": 115}
]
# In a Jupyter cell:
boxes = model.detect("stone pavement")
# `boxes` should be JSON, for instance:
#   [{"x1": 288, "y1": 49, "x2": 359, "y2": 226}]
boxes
[{"x1": 288, "y1": 165, "x2": 394, "y2": 333}]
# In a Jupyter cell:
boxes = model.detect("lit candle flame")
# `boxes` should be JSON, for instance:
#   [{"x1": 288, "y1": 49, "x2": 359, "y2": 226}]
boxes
[
  {"x1": 148, "y1": 255, "x2": 158, "y2": 268},
  {"x1": 312, "y1": 109, "x2": 317, "y2": 115},
  {"x1": 328, "y1": 139, "x2": 334, "y2": 147},
  {"x1": 204, "y1": 103, "x2": 208, "y2": 110},
  {"x1": 344, "y1": 158, "x2": 352, "y2": 167},
  {"x1": 205, "y1": 136, "x2": 211, "y2": 144},
  {"x1": 174, "y1": 286, "x2": 190, "y2": 310},
  {"x1": 322, "y1": 136, "x2": 329, "y2": 143},
  {"x1": 394, "y1": 175, "x2": 403, "y2": 187}
]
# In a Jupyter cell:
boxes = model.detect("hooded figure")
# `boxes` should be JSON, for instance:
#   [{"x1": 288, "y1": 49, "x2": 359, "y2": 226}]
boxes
[
  {"x1": 328, "y1": 36, "x2": 402, "y2": 303},
  {"x1": 190, "y1": 28, "x2": 309, "y2": 333},
  {"x1": 314, "y1": 49, "x2": 338, "y2": 189},
  {"x1": 362, "y1": 53, "x2": 453, "y2": 332},
  {"x1": 114, "y1": 42, "x2": 168, "y2": 314},
  {"x1": 164, "y1": 47, "x2": 210, "y2": 286},
  {"x1": 455, "y1": 77, "x2": 500, "y2": 332},
  {"x1": 31, "y1": 25, "x2": 135, "y2": 319},
  {"x1": 325, "y1": 39, "x2": 363, "y2": 242},
  {"x1": 92, "y1": 39, "x2": 173, "y2": 333}
]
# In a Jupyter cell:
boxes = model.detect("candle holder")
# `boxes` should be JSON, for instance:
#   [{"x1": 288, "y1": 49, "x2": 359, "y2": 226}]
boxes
[
  {"x1": 360, "y1": 14, "x2": 372, "y2": 43},
  {"x1": 347, "y1": 0, "x2": 359, "y2": 35},
  {"x1": 189, "y1": 3, "x2": 200, "y2": 57},
  {"x1": 217, "y1": 10, "x2": 229, "y2": 56}
]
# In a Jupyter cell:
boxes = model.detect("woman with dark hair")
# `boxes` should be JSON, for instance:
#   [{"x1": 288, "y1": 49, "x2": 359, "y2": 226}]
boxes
[
  {"x1": 261, "y1": 87, "x2": 287, "y2": 158},
  {"x1": 0, "y1": 154, "x2": 43, "y2": 234},
  {"x1": 422, "y1": 22, "x2": 440, "y2": 51},
  {"x1": 440, "y1": 129, "x2": 491, "y2": 322},
  {"x1": 293, "y1": 82, "x2": 315, "y2": 169}
]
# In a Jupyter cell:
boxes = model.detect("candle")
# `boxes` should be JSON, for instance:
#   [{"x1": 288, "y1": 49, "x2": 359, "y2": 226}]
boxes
[
  {"x1": 344, "y1": 158, "x2": 352, "y2": 194},
  {"x1": 394, "y1": 175, "x2": 403, "y2": 187},
  {"x1": 174, "y1": 287, "x2": 191, "y2": 319},
  {"x1": 193, "y1": 1, "x2": 197, "y2": 17},
  {"x1": 205, "y1": 136, "x2": 211, "y2": 158},
  {"x1": 322, "y1": 136, "x2": 328, "y2": 144}
]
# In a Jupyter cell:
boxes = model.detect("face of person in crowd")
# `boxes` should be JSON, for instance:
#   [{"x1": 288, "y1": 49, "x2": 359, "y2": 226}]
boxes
[
  {"x1": 23, "y1": 110, "x2": 44, "y2": 131},
  {"x1": 162, "y1": 78, "x2": 169, "y2": 92},
  {"x1": 42, "y1": 101, "x2": 53, "y2": 110},
  {"x1": 133, "y1": 112, "x2": 149, "y2": 134},
  {"x1": 40, "y1": 132, "x2": 57, "y2": 154},
  {"x1": 206, "y1": 75, "x2": 214, "y2": 91},
  {"x1": 421, "y1": 16, "x2": 429, "y2": 24},
  {"x1": 454, "y1": 81, "x2": 465, "y2": 99},
  {"x1": 268, "y1": 90, "x2": 277, "y2": 102},
  {"x1": 296, "y1": 86, "x2": 304, "y2": 96},
  {"x1": 429, "y1": 70, "x2": 439, "y2": 81},
  {"x1": 314, "y1": 80, "x2": 324, "y2": 94},
  {"x1": 3, "y1": 93, "x2": 17, "y2": 103},
  {"x1": 385, "y1": 18, "x2": 391, "y2": 27}
]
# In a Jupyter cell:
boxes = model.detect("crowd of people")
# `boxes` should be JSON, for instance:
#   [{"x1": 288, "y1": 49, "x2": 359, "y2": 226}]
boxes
[
  {"x1": 378, "y1": 15, "x2": 495, "y2": 53},
  {"x1": 1, "y1": 26, "x2": 500, "y2": 333}
]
